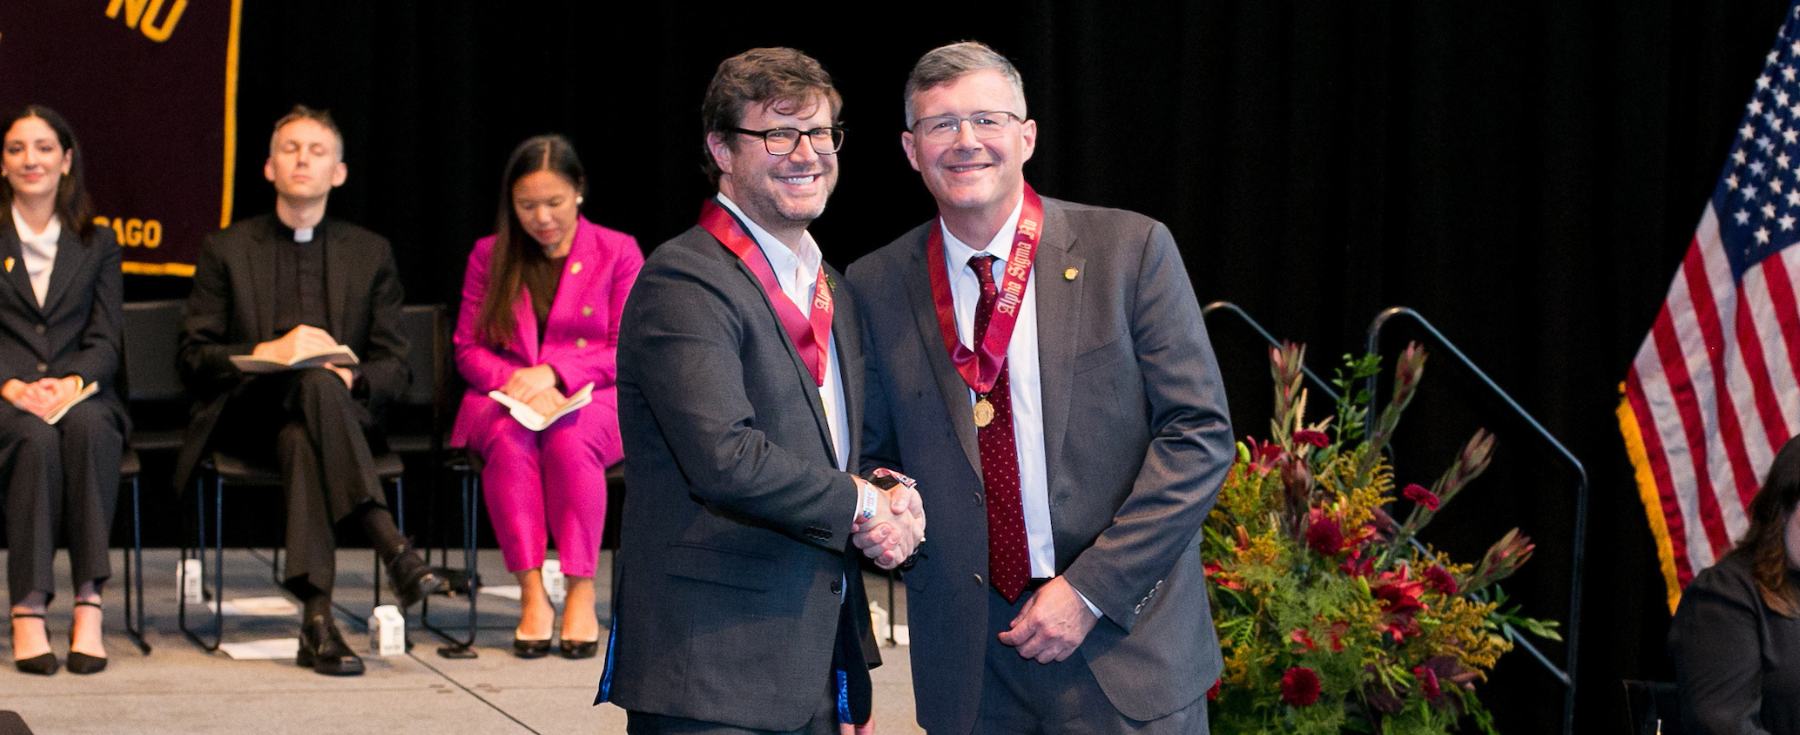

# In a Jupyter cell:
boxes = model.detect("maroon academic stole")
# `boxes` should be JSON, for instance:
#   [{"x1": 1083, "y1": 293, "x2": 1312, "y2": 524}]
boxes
[
  {"x1": 924, "y1": 184, "x2": 1044, "y2": 426},
  {"x1": 700, "y1": 199, "x2": 834, "y2": 386}
]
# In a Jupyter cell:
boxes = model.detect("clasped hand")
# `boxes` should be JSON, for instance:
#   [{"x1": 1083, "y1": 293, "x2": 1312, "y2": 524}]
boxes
[
  {"x1": 503, "y1": 364, "x2": 565, "y2": 416},
  {"x1": 253, "y1": 325, "x2": 353, "y2": 387},
  {"x1": 851, "y1": 477, "x2": 926, "y2": 570},
  {"x1": 2, "y1": 376, "x2": 79, "y2": 418}
]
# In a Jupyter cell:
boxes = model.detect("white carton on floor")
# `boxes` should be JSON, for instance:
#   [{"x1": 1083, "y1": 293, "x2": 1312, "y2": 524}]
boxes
[
  {"x1": 367, "y1": 604, "x2": 406, "y2": 656},
  {"x1": 543, "y1": 559, "x2": 566, "y2": 604},
  {"x1": 179, "y1": 558, "x2": 204, "y2": 604}
]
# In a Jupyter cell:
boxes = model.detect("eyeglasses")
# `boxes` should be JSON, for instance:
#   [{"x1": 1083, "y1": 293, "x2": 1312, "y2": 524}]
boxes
[
  {"x1": 911, "y1": 111, "x2": 1022, "y2": 143},
  {"x1": 730, "y1": 126, "x2": 846, "y2": 156}
]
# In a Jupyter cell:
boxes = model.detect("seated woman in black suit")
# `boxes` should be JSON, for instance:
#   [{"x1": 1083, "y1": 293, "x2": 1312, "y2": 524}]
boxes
[
  {"x1": 0, "y1": 106, "x2": 127, "y2": 676},
  {"x1": 1670, "y1": 434, "x2": 1800, "y2": 733}
]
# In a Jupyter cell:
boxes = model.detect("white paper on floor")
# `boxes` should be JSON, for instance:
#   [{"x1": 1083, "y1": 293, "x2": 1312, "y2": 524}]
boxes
[
  {"x1": 218, "y1": 596, "x2": 299, "y2": 616},
  {"x1": 219, "y1": 637, "x2": 300, "y2": 660},
  {"x1": 890, "y1": 625, "x2": 910, "y2": 646},
  {"x1": 481, "y1": 584, "x2": 523, "y2": 600}
]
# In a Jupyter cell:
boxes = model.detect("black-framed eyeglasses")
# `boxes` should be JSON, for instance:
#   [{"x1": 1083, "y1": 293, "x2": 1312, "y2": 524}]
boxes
[
  {"x1": 730, "y1": 126, "x2": 846, "y2": 156},
  {"x1": 911, "y1": 111, "x2": 1022, "y2": 142}
]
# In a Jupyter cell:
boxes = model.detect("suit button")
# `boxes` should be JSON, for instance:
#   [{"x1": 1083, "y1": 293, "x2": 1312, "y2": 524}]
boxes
[
  {"x1": 570, "y1": 261, "x2": 583, "y2": 274},
  {"x1": 973, "y1": 574, "x2": 984, "y2": 588},
  {"x1": 34, "y1": 363, "x2": 46, "y2": 373},
  {"x1": 581, "y1": 305, "x2": 594, "y2": 317},
  {"x1": 33, "y1": 324, "x2": 44, "y2": 334},
  {"x1": 576, "y1": 338, "x2": 588, "y2": 348},
  {"x1": 830, "y1": 580, "x2": 843, "y2": 594},
  {"x1": 972, "y1": 492, "x2": 983, "y2": 506}
]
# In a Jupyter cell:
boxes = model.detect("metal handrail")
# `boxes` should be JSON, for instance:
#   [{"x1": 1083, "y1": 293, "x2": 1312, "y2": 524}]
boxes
[
  {"x1": 1364, "y1": 307, "x2": 1589, "y2": 735},
  {"x1": 1201, "y1": 301, "x2": 1340, "y2": 402}
]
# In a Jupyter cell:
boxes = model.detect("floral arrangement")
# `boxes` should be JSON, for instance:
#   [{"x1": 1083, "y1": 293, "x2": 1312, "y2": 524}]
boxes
[{"x1": 1204, "y1": 343, "x2": 1558, "y2": 734}]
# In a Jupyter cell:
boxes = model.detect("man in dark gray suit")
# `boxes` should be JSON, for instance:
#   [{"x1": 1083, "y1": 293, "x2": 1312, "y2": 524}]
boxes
[
  {"x1": 848, "y1": 42, "x2": 1234, "y2": 734},
  {"x1": 601, "y1": 48, "x2": 923, "y2": 735}
]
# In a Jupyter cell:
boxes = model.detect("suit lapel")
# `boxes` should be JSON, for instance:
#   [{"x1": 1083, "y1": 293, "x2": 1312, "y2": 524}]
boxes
[
  {"x1": 324, "y1": 221, "x2": 351, "y2": 338},
  {"x1": 726, "y1": 243, "x2": 837, "y2": 463},
  {"x1": 38, "y1": 225, "x2": 87, "y2": 315},
  {"x1": 246, "y1": 219, "x2": 277, "y2": 340},
  {"x1": 901, "y1": 227, "x2": 984, "y2": 478},
  {"x1": 0, "y1": 220, "x2": 41, "y2": 313},
  {"x1": 513, "y1": 286, "x2": 540, "y2": 365},
  {"x1": 1033, "y1": 201, "x2": 1082, "y2": 494},
  {"x1": 543, "y1": 222, "x2": 598, "y2": 350}
]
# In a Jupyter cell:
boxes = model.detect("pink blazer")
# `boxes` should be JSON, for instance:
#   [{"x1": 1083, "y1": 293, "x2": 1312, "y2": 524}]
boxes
[{"x1": 450, "y1": 217, "x2": 644, "y2": 450}]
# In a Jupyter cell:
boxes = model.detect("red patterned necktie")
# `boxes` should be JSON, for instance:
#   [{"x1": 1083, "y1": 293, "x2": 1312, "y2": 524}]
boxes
[{"x1": 969, "y1": 254, "x2": 1030, "y2": 603}]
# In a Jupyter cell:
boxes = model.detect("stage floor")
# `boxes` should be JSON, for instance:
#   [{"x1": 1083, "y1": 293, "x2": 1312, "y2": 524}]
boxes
[{"x1": 0, "y1": 548, "x2": 922, "y2": 734}]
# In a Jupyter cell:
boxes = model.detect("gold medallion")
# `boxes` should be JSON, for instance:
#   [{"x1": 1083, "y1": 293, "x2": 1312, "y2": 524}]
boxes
[{"x1": 973, "y1": 398, "x2": 995, "y2": 428}]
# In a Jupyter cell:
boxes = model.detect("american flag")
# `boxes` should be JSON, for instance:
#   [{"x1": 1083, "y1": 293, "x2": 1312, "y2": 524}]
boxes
[{"x1": 1620, "y1": 1, "x2": 1800, "y2": 612}]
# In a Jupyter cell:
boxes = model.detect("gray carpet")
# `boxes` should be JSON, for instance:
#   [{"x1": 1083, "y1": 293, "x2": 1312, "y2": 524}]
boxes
[{"x1": 0, "y1": 548, "x2": 921, "y2": 734}]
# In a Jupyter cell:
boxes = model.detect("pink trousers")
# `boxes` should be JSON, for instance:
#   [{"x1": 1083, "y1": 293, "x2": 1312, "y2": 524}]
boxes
[{"x1": 462, "y1": 392, "x2": 621, "y2": 579}]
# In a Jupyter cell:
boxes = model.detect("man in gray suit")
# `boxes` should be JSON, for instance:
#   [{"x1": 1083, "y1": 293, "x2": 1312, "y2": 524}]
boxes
[
  {"x1": 848, "y1": 42, "x2": 1233, "y2": 734},
  {"x1": 601, "y1": 47, "x2": 924, "y2": 735}
]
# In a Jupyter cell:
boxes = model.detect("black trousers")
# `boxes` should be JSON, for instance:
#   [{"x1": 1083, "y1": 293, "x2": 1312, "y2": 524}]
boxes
[
  {"x1": 212, "y1": 368, "x2": 386, "y2": 596},
  {"x1": 0, "y1": 401, "x2": 124, "y2": 604}
]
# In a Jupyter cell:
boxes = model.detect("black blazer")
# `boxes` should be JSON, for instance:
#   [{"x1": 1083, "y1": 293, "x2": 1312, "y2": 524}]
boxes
[
  {"x1": 0, "y1": 216, "x2": 126, "y2": 425},
  {"x1": 173, "y1": 213, "x2": 409, "y2": 490},
  {"x1": 602, "y1": 222, "x2": 878, "y2": 730}
]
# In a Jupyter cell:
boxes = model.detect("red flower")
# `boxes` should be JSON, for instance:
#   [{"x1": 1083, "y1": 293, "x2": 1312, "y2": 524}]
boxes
[
  {"x1": 1403, "y1": 483, "x2": 1440, "y2": 511},
  {"x1": 1372, "y1": 565, "x2": 1428, "y2": 642},
  {"x1": 1339, "y1": 550, "x2": 1374, "y2": 578},
  {"x1": 1250, "y1": 439, "x2": 1285, "y2": 470},
  {"x1": 1422, "y1": 565, "x2": 1459, "y2": 595},
  {"x1": 1207, "y1": 678, "x2": 1221, "y2": 701},
  {"x1": 1204, "y1": 560, "x2": 1243, "y2": 591},
  {"x1": 1279, "y1": 667, "x2": 1321, "y2": 707},
  {"x1": 1305, "y1": 510, "x2": 1345, "y2": 555},
  {"x1": 1327, "y1": 621, "x2": 1348, "y2": 652},
  {"x1": 1294, "y1": 429, "x2": 1330, "y2": 447},
  {"x1": 1289, "y1": 628, "x2": 1318, "y2": 652},
  {"x1": 1414, "y1": 665, "x2": 1442, "y2": 699}
]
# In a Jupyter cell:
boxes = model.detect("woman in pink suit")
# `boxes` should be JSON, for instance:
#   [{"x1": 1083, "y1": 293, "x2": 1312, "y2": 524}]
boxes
[{"x1": 451, "y1": 135, "x2": 642, "y2": 659}]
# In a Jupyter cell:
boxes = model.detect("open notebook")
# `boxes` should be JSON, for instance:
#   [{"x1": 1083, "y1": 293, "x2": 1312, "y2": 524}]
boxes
[
  {"x1": 43, "y1": 380, "x2": 100, "y2": 425},
  {"x1": 230, "y1": 345, "x2": 359, "y2": 373},
  {"x1": 488, "y1": 382, "x2": 594, "y2": 431}
]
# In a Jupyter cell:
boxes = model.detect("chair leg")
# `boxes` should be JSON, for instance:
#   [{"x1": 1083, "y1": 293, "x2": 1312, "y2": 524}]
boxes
[
  {"x1": 180, "y1": 474, "x2": 224, "y2": 653},
  {"x1": 123, "y1": 474, "x2": 150, "y2": 654},
  {"x1": 425, "y1": 468, "x2": 478, "y2": 657}
]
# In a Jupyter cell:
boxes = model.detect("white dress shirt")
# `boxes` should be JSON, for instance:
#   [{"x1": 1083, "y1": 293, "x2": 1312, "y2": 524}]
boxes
[
  {"x1": 716, "y1": 194, "x2": 850, "y2": 473},
  {"x1": 11, "y1": 204, "x2": 59, "y2": 307}
]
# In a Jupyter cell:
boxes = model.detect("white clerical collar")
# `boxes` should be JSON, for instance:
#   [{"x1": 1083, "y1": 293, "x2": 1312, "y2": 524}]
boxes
[
  {"x1": 939, "y1": 195, "x2": 1025, "y2": 274},
  {"x1": 715, "y1": 193, "x2": 822, "y2": 281},
  {"x1": 294, "y1": 226, "x2": 315, "y2": 243}
]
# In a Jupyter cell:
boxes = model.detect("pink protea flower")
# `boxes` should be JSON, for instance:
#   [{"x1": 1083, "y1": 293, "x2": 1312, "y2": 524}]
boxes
[{"x1": 1414, "y1": 665, "x2": 1442, "y2": 700}]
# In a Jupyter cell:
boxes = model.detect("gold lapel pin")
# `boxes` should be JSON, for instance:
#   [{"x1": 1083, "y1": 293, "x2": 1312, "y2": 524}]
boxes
[
  {"x1": 4, "y1": 258, "x2": 14, "y2": 273},
  {"x1": 1063, "y1": 267, "x2": 1078, "y2": 281}
]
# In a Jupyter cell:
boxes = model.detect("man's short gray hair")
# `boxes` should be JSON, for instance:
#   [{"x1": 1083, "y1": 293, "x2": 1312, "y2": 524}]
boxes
[{"x1": 903, "y1": 41, "x2": 1027, "y2": 128}]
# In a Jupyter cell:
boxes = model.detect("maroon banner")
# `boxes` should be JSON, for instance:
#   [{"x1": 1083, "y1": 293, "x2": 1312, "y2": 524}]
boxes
[{"x1": 0, "y1": 1, "x2": 242, "y2": 276}]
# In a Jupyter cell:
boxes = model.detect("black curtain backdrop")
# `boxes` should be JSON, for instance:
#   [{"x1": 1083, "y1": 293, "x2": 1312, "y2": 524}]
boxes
[{"x1": 99, "y1": 1, "x2": 1796, "y2": 730}]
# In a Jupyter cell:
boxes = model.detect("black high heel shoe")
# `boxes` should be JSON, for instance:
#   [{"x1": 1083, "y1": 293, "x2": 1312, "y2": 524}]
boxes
[
  {"x1": 558, "y1": 639, "x2": 598, "y2": 659},
  {"x1": 512, "y1": 635, "x2": 551, "y2": 659},
  {"x1": 10, "y1": 613, "x2": 57, "y2": 676},
  {"x1": 66, "y1": 601, "x2": 106, "y2": 675}
]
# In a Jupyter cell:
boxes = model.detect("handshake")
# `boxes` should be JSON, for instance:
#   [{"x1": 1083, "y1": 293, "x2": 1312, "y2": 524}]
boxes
[{"x1": 850, "y1": 469, "x2": 927, "y2": 570}]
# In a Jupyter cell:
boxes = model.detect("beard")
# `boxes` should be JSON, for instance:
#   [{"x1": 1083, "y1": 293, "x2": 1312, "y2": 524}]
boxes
[{"x1": 736, "y1": 168, "x2": 837, "y2": 229}]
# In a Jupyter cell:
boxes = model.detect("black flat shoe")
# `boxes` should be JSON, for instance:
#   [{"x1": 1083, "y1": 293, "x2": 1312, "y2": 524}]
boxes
[
  {"x1": 382, "y1": 543, "x2": 445, "y2": 609},
  {"x1": 296, "y1": 615, "x2": 364, "y2": 676},
  {"x1": 9, "y1": 613, "x2": 55, "y2": 676},
  {"x1": 559, "y1": 639, "x2": 598, "y2": 659},
  {"x1": 512, "y1": 636, "x2": 551, "y2": 659},
  {"x1": 65, "y1": 601, "x2": 106, "y2": 675}
]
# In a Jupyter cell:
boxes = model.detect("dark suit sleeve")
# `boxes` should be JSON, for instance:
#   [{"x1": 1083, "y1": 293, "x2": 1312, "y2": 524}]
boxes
[
  {"x1": 62, "y1": 228, "x2": 123, "y2": 386},
  {"x1": 355, "y1": 242, "x2": 409, "y2": 408},
  {"x1": 1059, "y1": 222, "x2": 1233, "y2": 631},
  {"x1": 1672, "y1": 566, "x2": 1773, "y2": 735},
  {"x1": 178, "y1": 231, "x2": 257, "y2": 394},
  {"x1": 624, "y1": 262, "x2": 858, "y2": 551}
]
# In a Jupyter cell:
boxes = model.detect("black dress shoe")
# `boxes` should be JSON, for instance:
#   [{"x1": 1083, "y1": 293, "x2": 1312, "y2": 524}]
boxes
[
  {"x1": 9, "y1": 614, "x2": 55, "y2": 676},
  {"x1": 382, "y1": 544, "x2": 445, "y2": 609},
  {"x1": 66, "y1": 601, "x2": 106, "y2": 675},
  {"x1": 296, "y1": 616, "x2": 364, "y2": 676},
  {"x1": 512, "y1": 636, "x2": 551, "y2": 659},
  {"x1": 559, "y1": 639, "x2": 598, "y2": 659}
]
